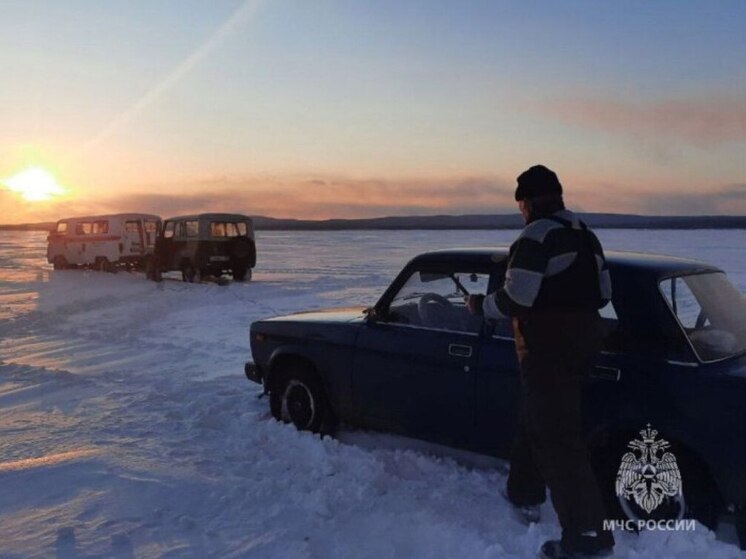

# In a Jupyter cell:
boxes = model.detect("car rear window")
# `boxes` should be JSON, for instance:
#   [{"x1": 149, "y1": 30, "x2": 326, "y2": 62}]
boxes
[
  {"x1": 56, "y1": 222, "x2": 68, "y2": 234},
  {"x1": 661, "y1": 272, "x2": 746, "y2": 362}
]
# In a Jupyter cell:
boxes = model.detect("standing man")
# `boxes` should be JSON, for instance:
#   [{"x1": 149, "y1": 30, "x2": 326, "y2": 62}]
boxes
[{"x1": 467, "y1": 165, "x2": 614, "y2": 559}]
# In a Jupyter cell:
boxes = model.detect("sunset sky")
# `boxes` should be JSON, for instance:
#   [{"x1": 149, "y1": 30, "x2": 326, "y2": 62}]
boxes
[{"x1": 1, "y1": 0, "x2": 745, "y2": 223}]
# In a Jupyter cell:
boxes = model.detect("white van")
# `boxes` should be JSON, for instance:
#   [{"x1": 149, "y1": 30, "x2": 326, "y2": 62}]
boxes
[{"x1": 47, "y1": 213, "x2": 162, "y2": 271}]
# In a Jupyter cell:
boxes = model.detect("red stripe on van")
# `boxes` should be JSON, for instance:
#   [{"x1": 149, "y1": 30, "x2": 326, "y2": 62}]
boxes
[{"x1": 60, "y1": 235, "x2": 122, "y2": 242}]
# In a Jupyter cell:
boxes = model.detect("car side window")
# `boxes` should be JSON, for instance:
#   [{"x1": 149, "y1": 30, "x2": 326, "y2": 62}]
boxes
[
  {"x1": 174, "y1": 222, "x2": 187, "y2": 238},
  {"x1": 75, "y1": 222, "x2": 92, "y2": 235},
  {"x1": 163, "y1": 222, "x2": 175, "y2": 239},
  {"x1": 387, "y1": 269, "x2": 489, "y2": 334}
]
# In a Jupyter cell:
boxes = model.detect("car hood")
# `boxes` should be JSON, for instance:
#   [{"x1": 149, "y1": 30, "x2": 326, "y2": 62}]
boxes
[{"x1": 262, "y1": 306, "x2": 367, "y2": 324}]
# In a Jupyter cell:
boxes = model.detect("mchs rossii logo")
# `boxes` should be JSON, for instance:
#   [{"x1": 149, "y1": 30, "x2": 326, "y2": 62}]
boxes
[{"x1": 616, "y1": 425, "x2": 683, "y2": 515}]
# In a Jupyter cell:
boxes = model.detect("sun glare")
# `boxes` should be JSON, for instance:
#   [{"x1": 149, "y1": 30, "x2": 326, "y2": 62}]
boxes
[{"x1": 3, "y1": 167, "x2": 66, "y2": 201}]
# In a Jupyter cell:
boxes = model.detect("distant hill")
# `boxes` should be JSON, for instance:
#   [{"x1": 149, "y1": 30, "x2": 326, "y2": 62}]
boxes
[
  {"x1": 1, "y1": 214, "x2": 744, "y2": 232},
  {"x1": 0, "y1": 222, "x2": 55, "y2": 232},
  {"x1": 250, "y1": 213, "x2": 746, "y2": 230}
]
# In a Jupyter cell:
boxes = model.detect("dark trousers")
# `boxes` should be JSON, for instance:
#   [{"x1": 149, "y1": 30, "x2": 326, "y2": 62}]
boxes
[{"x1": 506, "y1": 311, "x2": 613, "y2": 548}]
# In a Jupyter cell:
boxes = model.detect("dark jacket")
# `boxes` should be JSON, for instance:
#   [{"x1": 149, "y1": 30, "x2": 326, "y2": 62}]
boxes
[{"x1": 483, "y1": 209, "x2": 611, "y2": 319}]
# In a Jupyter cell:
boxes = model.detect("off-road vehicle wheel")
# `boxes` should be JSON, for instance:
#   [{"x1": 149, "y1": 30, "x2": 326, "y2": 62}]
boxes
[
  {"x1": 181, "y1": 263, "x2": 202, "y2": 283},
  {"x1": 52, "y1": 255, "x2": 68, "y2": 270},
  {"x1": 232, "y1": 264, "x2": 251, "y2": 282}
]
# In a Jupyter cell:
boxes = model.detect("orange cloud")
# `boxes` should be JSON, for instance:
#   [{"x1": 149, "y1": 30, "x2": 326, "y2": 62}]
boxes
[
  {"x1": 543, "y1": 97, "x2": 746, "y2": 147},
  {"x1": 100, "y1": 175, "x2": 517, "y2": 220},
  {"x1": 2, "y1": 174, "x2": 743, "y2": 224}
]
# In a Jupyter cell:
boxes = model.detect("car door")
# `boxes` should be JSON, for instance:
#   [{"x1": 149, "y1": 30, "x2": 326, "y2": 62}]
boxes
[
  {"x1": 352, "y1": 267, "x2": 490, "y2": 448},
  {"x1": 474, "y1": 282, "x2": 633, "y2": 458}
]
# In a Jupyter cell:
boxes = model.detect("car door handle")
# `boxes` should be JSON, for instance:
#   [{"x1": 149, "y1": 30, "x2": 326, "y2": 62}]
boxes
[
  {"x1": 590, "y1": 366, "x2": 621, "y2": 382},
  {"x1": 448, "y1": 344, "x2": 473, "y2": 358}
]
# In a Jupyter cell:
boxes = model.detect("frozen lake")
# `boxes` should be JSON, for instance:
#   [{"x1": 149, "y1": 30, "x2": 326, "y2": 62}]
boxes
[{"x1": 0, "y1": 229, "x2": 744, "y2": 558}]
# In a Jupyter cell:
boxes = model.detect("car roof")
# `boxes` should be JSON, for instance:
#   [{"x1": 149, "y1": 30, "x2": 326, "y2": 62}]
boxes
[
  {"x1": 57, "y1": 213, "x2": 161, "y2": 222},
  {"x1": 164, "y1": 213, "x2": 252, "y2": 222},
  {"x1": 410, "y1": 248, "x2": 723, "y2": 277}
]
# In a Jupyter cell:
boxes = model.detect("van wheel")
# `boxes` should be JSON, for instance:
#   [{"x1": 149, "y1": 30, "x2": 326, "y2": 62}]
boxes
[
  {"x1": 53, "y1": 256, "x2": 68, "y2": 270},
  {"x1": 181, "y1": 264, "x2": 201, "y2": 283},
  {"x1": 232, "y1": 264, "x2": 251, "y2": 282},
  {"x1": 95, "y1": 258, "x2": 116, "y2": 273}
]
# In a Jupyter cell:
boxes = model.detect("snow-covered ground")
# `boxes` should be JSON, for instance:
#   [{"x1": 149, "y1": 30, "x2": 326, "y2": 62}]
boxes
[{"x1": 0, "y1": 229, "x2": 744, "y2": 559}]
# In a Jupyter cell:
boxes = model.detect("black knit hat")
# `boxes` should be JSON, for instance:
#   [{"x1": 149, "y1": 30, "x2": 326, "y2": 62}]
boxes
[{"x1": 515, "y1": 165, "x2": 563, "y2": 201}]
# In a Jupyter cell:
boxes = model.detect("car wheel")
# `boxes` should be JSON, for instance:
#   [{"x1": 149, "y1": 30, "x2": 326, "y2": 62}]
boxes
[
  {"x1": 594, "y1": 436, "x2": 723, "y2": 531},
  {"x1": 269, "y1": 364, "x2": 333, "y2": 434},
  {"x1": 52, "y1": 255, "x2": 68, "y2": 270}
]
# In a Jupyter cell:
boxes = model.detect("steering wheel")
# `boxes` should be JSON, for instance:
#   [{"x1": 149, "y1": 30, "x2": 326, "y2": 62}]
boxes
[{"x1": 418, "y1": 293, "x2": 454, "y2": 327}]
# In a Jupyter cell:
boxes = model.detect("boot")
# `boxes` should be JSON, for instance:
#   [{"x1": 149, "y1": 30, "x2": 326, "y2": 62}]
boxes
[
  {"x1": 500, "y1": 486, "x2": 541, "y2": 524},
  {"x1": 538, "y1": 533, "x2": 613, "y2": 559}
]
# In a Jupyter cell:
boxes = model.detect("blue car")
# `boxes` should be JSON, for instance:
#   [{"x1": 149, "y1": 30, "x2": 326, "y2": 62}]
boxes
[{"x1": 245, "y1": 249, "x2": 746, "y2": 544}]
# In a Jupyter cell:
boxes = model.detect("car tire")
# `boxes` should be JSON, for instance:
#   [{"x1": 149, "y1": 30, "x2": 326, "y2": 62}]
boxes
[
  {"x1": 593, "y1": 436, "x2": 723, "y2": 531},
  {"x1": 52, "y1": 255, "x2": 68, "y2": 270},
  {"x1": 269, "y1": 364, "x2": 334, "y2": 434}
]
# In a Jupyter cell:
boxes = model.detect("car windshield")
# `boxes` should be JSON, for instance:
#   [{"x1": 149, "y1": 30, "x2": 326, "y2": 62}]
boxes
[{"x1": 660, "y1": 272, "x2": 746, "y2": 361}]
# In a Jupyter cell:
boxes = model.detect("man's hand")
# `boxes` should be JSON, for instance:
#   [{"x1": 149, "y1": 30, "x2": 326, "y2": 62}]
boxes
[{"x1": 465, "y1": 294, "x2": 485, "y2": 315}]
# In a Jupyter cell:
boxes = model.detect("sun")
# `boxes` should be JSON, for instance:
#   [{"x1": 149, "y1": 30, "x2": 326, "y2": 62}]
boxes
[{"x1": 3, "y1": 167, "x2": 67, "y2": 201}]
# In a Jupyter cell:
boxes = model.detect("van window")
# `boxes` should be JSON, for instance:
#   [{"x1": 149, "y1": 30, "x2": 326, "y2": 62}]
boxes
[
  {"x1": 144, "y1": 220, "x2": 158, "y2": 244},
  {"x1": 186, "y1": 221, "x2": 199, "y2": 237},
  {"x1": 211, "y1": 221, "x2": 247, "y2": 237},
  {"x1": 93, "y1": 220, "x2": 109, "y2": 234},
  {"x1": 75, "y1": 222, "x2": 92, "y2": 235},
  {"x1": 163, "y1": 222, "x2": 175, "y2": 239},
  {"x1": 175, "y1": 222, "x2": 187, "y2": 238},
  {"x1": 211, "y1": 222, "x2": 226, "y2": 237},
  {"x1": 56, "y1": 222, "x2": 68, "y2": 234},
  {"x1": 125, "y1": 221, "x2": 140, "y2": 233}
]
